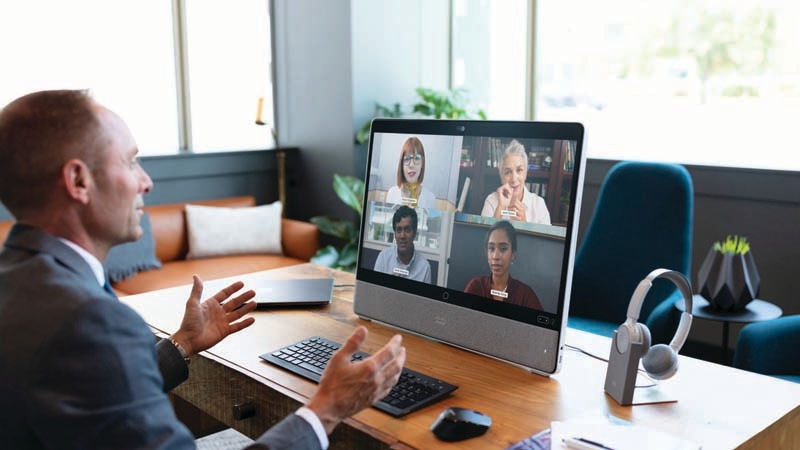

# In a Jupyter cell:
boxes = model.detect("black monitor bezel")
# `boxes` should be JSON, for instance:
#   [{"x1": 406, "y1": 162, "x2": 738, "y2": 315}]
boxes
[{"x1": 356, "y1": 118, "x2": 585, "y2": 330}]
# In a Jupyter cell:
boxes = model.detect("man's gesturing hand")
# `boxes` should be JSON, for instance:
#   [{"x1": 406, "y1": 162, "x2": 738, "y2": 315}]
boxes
[
  {"x1": 170, "y1": 275, "x2": 257, "y2": 357},
  {"x1": 307, "y1": 326, "x2": 406, "y2": 434}
]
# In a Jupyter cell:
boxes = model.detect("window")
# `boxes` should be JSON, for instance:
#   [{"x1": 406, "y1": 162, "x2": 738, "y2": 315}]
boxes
[
  {"x1": 0, "y1": 0, "x2": 274, "y2": 156},
  {"x1": 452, "y1": 0, "x2": 800, "y2": 171},
  {"x1": 184, "y1": 0, "x2": 274, "y2": 153},
  {"x1": 452, "y1": 0, "x2": 530, "y2": 120}
]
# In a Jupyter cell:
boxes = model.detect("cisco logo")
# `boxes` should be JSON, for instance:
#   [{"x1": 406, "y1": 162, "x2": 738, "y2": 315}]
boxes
[{"x1": 434, "y1": 316, "x2": 447, "y2": 326}]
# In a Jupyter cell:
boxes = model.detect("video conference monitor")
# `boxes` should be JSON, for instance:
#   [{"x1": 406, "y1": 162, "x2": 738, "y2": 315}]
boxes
[{"x1": 354, "y1": 119, "x2": 585, "y2": 376}]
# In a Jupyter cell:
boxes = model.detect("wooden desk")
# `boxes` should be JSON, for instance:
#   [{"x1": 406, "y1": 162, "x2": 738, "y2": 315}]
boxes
[{"x1": 122, "y1": 264, "x2": 800, "y2": 450}]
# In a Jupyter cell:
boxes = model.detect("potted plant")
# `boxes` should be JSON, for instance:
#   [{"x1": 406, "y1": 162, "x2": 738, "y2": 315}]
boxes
[
  {"x1": 309, "y1": 174, "x2": 364, "y2": 272},
  {"x1": 355, "y1": 87, "x2": 486, "y2": 145},
  {"x1": 697, "y1": 235, "x2": 761, "y2": 311}
]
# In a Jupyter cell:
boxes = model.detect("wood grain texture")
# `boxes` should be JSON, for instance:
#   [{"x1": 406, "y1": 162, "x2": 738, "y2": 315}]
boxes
[{"x1": 122, "y1": 264, "x2": 800, "y2": 450}]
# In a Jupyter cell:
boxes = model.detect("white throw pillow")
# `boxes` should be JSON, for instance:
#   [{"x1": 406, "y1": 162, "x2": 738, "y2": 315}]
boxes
[{"x1": 185, "y1": 202, "x2": 283, "y2": 259}]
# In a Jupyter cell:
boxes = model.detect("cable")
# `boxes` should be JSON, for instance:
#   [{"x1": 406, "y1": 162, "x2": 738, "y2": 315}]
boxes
[
  {"x1": 565, "y1": 343, "x2": 658, "y2": 388},
  {"x1": 334, "y1": 283, "x2": 355, "y2": 288},
  {"x1": 565, "y1": 343, "x2": 607, "y2": 363}
]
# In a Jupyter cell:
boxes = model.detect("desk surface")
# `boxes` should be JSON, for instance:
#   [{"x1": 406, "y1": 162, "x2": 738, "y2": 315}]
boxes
[{"x1": 122, "y1": 264, "x2": 800, "y2": 450}]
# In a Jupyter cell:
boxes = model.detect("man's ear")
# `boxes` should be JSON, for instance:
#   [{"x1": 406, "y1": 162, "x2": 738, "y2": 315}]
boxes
[{"x1": 62, "y1": 159, "x2": 93, "y2": 204}]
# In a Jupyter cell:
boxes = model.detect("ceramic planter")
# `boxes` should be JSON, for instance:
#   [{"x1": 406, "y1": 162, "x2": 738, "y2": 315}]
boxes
[{"x1": 697, "y1": 247, "x2": 760, "y2": 312}]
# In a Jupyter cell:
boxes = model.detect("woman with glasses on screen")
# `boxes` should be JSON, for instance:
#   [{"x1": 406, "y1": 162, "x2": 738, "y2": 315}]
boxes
[
  {"x1": 386, "y1": 136, "x2": 436, "y2": 209},
  {"x1": 465, "y1": 220, "x2": 543, "y2": 310},
  {"x1": 481, "y1": 139, "x2": 551, "y2": 225}
]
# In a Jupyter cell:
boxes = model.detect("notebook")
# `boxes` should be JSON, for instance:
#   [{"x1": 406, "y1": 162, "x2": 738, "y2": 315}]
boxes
[
  {"x1": 247, "y1": 278, "x2": 334, "y2": 307},
  {"x1": 549, "y1": 414, "x2": 701, "y2": 450}
]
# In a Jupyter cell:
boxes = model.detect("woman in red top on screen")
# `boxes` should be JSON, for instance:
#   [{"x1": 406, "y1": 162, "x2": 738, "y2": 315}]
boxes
[
  {"x1": 385, "y1": 136, "x2": 436, "y2": 209},
  {"x1": 465, "y1": 220, "x2": 543, "y2": 310}
]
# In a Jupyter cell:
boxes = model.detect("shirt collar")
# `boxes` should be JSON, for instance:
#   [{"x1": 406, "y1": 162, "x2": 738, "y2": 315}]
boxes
[
  {"x1": 394, "y1": 245, "x2": 416, "y2": 267},
  {"x1": 57, "y1": 238, "x2": 105, "y2": 287}
]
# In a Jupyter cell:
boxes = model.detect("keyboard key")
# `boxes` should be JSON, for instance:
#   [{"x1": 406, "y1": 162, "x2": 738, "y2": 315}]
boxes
[
  {"x1": 260, "y1": 336, "x2": 458, "y2": 417},
  {"x1": 299, "y1": 362, "x2": 324, "y2": 375}
]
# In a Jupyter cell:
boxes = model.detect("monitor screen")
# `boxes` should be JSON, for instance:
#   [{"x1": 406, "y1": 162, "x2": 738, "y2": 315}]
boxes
[{"x1": 354, "y1": 119, "x2": 585, "y2": 375}]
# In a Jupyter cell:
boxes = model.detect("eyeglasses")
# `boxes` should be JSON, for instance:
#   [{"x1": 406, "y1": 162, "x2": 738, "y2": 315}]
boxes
[{"x1": 402, "y1": 154, "x2": 424, "y2": 166}]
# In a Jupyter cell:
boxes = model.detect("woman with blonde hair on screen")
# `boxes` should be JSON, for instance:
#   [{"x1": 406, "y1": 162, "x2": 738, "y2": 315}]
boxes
[
  {"x1": 481, "y1": 139, "x2": 551, "y2": 225},
  {"x1": 386, "y1": 136, "x2": 436, "y2": 209},
  {"x1": 465, "y1": 220, "x2": 543, "y2": 310}
]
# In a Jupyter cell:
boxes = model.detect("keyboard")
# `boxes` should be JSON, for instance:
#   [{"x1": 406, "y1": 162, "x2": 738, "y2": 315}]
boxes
[{"x1": 260, "y1": 336, "x2": 458, "y2": 417}]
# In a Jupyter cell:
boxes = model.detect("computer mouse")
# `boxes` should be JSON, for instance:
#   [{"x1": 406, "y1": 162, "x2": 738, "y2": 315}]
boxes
[{"x1": 430, "y1": 406, "x2": 492, "y2": 442}]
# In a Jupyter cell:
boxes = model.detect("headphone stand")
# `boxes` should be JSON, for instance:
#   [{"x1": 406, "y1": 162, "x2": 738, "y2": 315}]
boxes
[{"x1": 605, "y1": 332, "x2": 645, "y2": 406}]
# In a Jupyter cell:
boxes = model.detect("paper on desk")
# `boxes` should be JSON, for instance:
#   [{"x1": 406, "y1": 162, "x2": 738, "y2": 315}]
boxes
[{"x1": 551, "y1": 415, "x2": 700, "y2": 450}]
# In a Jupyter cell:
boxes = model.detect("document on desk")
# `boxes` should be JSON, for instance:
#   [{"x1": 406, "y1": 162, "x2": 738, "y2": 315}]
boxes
[{"x1": 551, "y1": 415, "x2": 700, "y2": 450}]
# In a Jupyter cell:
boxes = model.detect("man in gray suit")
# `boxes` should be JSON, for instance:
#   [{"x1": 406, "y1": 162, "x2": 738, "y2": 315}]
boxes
[{"x1": 0, "y1": 90, "x2": 406, "y2": 449}]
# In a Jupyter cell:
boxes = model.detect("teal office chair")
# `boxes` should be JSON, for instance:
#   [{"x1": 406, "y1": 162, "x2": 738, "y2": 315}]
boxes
[
  {"x1": 569, "y1": 161, "x2": 694, "y2": 344},
  {"x1": 733, "y1": 315, "x2": 800, "y2": 383}
]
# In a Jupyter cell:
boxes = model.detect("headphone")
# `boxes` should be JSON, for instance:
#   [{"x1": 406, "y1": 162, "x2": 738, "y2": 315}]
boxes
[{"x1": 605, "y1": 268, "x2": 693, "y2": 405}]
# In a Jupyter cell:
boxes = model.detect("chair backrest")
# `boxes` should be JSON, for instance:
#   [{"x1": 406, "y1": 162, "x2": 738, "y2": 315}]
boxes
[
  {"x1": 734, "y1": 315, "x2": 800, "y2": 378},
  {"x1": 570, "y1": 161, "x2": 693, "y2": 325}
]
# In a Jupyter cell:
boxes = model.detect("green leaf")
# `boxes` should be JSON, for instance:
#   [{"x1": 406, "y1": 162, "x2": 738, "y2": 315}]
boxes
[
  {"x1": 310, "y1": 245, "x2": 340, "y2": 268},
  {"x1": 412, "y1": 103, "x2": 433, "y2": 116},
  {"x1": 375, "y1": 102, "x2": 404, "y2": 118},
  {"x1": 355, "y1": 121, "x2": 372, "y2": 145},
  {"x1": 337, "y1": 242, "x2": 359, "y2": 269},
  {"x1": 333, "y1": 174, "x2": 364, "y2": 215},
  {"x1": 355, "y1": 102, "x2": 405, "y2": 144},
  {"x1": 310, "y1": 216, "x2": 356, "y2": 240},
  {"x1": 713, "y1": 234, "x2": 750, "y2": 255},
  {"x1": 355, "y1": 87, "x2": 485, "y2": 143},
  {"x1": 410, "y1": 87, "x2": 485, "y2": 121}
]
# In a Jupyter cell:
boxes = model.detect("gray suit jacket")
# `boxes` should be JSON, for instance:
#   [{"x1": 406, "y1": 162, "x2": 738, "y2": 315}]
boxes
[{"x1": 0, "y1": 224, "x2": 321, "y2": 450}]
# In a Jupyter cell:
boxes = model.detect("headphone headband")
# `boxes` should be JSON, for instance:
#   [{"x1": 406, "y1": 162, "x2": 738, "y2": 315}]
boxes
[{"x1": 626, "y1": 269, "x2": 692, "y2": 321}]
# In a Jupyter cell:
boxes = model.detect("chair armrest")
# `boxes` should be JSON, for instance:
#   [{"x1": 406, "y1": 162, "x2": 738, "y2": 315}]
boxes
[
  {"x1": 281, "y1": 218, "x2": 320, "y2": 261},
  {"x1": 734, "y1": 316, "x2": 800, "y2": 375}
]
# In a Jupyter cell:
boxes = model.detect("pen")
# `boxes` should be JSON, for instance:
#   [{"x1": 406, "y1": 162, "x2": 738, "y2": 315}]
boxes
[{"x1": 563, "y1": 436, "x2": 616, "y2": 450}]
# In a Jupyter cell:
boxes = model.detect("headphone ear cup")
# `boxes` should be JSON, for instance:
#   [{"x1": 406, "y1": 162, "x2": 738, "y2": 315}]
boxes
[
  {"x1": 642, "y1": 343, "x2": 679, "y2": 380},
  {"x1": 638, "y1": 323, "x2": 651, "y2": 355},
  {"x1": 614, "y1": 324, "x2": 631, "y2": 354},
  {"x1": 615, "y1": 322, "x2": 652, "y2": 355}
]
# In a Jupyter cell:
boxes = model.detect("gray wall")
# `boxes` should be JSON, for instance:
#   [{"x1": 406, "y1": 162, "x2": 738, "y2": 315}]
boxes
[
  {"x1": 351, "y1": 0, "x2": 450, "y2": 121},
  {"x1": 351, "y1": 0, "x2": 450, "y2": 178},
  {"x1": 271, "y1": 0, "x2": 356, "y2": 222},
  {"x1": 0, "y1": 149, "x2": 301, "y2": 220}
]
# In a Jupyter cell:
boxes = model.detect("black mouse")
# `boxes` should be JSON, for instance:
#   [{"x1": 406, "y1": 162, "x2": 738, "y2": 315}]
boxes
[{"x1": 430, "y1": 406, "x2": 492, "y2": 442}]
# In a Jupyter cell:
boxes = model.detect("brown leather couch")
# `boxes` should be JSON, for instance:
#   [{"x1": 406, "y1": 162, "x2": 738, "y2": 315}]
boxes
[{"x1": 0, "y1": 196, "x2": 320, "y2": 295}]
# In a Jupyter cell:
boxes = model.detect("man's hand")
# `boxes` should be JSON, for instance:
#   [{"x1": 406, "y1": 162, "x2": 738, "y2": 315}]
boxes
[
  {"x1": 306, "y1": 327, "x2": 406, "y2": 434},
  {"x1": 170, "y1": 275, "x2": 257, "y2": 357}
]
